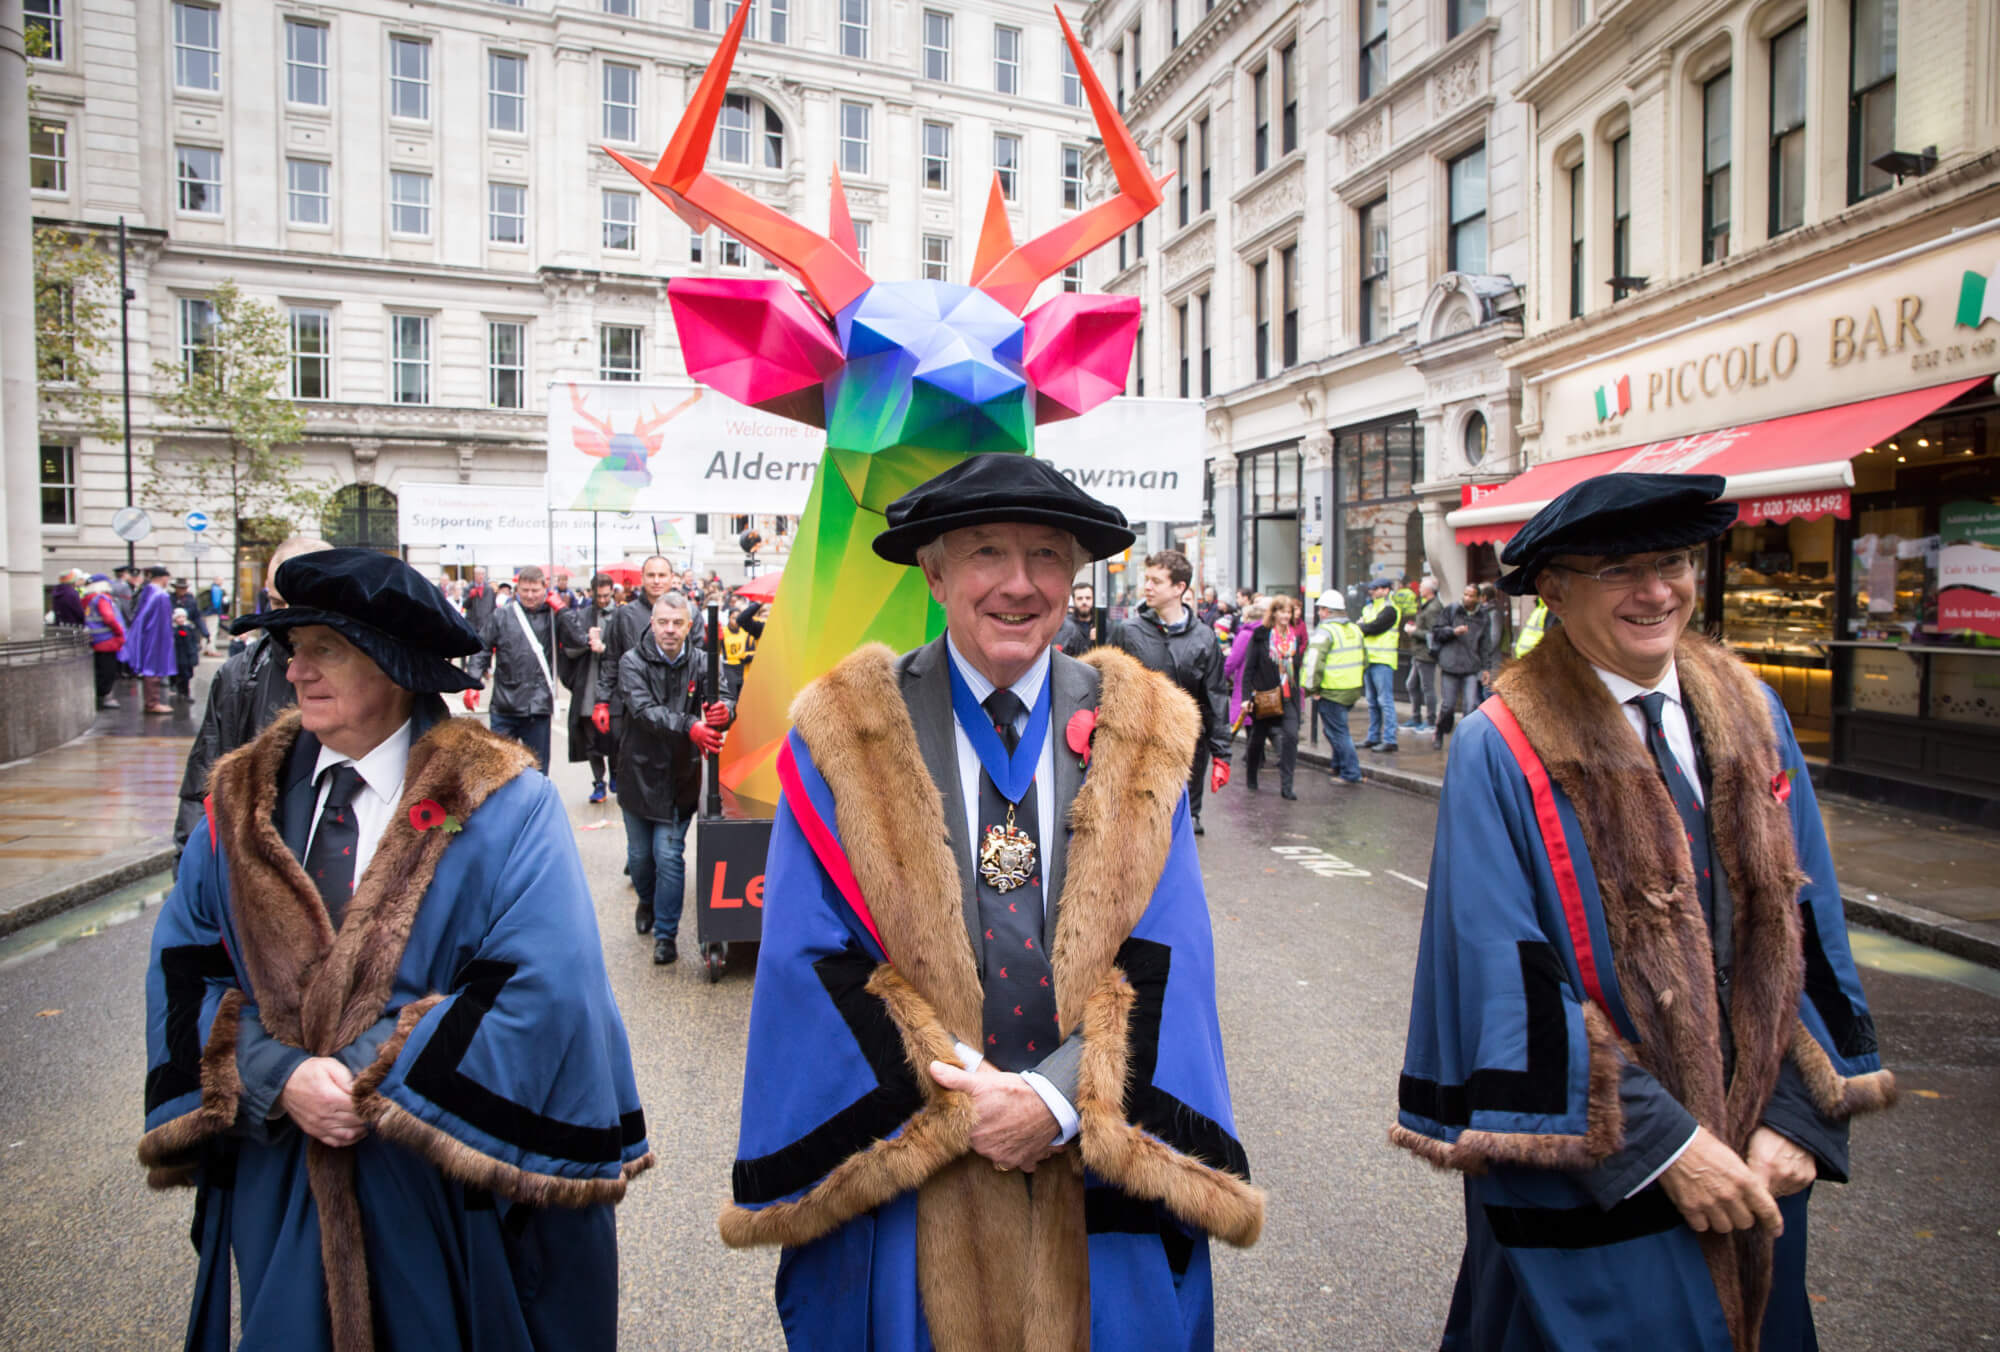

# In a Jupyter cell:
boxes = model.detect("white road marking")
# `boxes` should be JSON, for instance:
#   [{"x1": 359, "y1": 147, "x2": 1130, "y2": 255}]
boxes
[
  {"x1": 1387, "y1": 870, "x2": 1427, "y2": 891},
  {"x1": 1269, "y1": 844, "x2": 1370, "y2": 879}
]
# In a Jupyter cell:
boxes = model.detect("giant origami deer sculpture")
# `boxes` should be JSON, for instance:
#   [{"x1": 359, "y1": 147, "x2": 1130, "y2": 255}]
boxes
[{"x1": 607, "y1": 5, "x2": 1164, "y2": 814}]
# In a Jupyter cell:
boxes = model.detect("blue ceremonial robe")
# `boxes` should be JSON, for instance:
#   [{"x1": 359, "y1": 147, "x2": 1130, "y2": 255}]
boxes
[
  {"x1": 141, "y1": 705, "x2": 650, "y2": 1351},
  {"x1": 122, "y1": 582, "x2": 176, "y2": 677},
  {"x1": 720, "y1": 643, "x2": 1261, "y2": 1351},
  {"x1": 1395, "y1": 634, "x2": 1894, "y2": 1352}
]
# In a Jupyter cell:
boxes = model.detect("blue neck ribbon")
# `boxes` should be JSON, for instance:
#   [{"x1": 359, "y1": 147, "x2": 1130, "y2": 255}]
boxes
[{"x1": 947, "y1": 657, "x2": 1051, "y2": 806}]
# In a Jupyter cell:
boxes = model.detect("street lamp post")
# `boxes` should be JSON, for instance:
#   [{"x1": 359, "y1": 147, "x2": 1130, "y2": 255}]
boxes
[{"x1": 119, "y1": 217, "x2": 134, "y2": 572}]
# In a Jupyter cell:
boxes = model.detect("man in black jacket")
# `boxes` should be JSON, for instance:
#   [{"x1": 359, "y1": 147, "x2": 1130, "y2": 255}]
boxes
[
  {"x1": 618, "y1": 592, "x2": 736, "y2": 964},
  {"x1": 466, "y1": 566, "x2": 559, "y2": 771},
  {"x1": 171, "y1": 535, "x2": 332, "y2": 864},
  {"x1": 1053, "y1": 580, "x2": 1106, "y2": 654},
  {"x1": 558, "y1": 572, "x2": 620, "y2": 802},
  {"x1": 461, "y1": 565, "x2": 497, "y2": 633},
  {"x1": 591, "y1": 554, "x2": 677, "y2": 758},
  {"x1": 1110, "y1": 549, "x2": 1231, "y2": 834}
]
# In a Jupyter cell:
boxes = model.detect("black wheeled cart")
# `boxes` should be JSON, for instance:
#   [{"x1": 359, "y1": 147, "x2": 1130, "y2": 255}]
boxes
[{"x1": 692, "y1": 603, "x2": 767, "y2": 983}]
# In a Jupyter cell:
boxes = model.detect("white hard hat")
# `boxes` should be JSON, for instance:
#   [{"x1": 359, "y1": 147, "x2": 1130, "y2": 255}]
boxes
[{"x1": 1317, "y1": 589, "x2": 1345, "y2": 610}]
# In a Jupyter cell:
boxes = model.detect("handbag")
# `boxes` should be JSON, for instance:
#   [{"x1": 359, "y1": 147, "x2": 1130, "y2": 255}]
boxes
[{"x1": 1250, "y1": 686, "x2": 1285, "y2": 720}]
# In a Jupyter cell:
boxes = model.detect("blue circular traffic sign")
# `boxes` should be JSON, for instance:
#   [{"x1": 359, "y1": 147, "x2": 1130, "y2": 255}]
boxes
[{"x1": 185, "y1": 511, "x2": 209, "y2": 533}]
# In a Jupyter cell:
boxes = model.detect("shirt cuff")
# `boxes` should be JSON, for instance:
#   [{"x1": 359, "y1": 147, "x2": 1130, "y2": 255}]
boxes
[
  {"x1": 1019, "y1": 1071, "x2": 1080, "y2": 1146},
  {"x1": 1625, "y1": 1127, "x2": 1698, "y2": 1200},
  {"x1": 952, "y1": 1039, "x2": 984, "y2": 1073}
]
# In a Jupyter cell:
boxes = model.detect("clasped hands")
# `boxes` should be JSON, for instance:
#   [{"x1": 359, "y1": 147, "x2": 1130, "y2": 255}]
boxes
[
  {"x1": 278, "y1": 1056, "x2": 368, "y2": 1149},
  {"x1": 1659, "y1": 1124, "x2": 1816, "y2": 1236},
  {"x1": 927, "y1": 1059, "x2": 1060, "y2": 1173}
]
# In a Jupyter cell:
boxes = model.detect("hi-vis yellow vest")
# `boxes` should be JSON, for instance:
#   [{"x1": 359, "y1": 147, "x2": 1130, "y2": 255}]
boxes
[
  {"x1": 1514, "y1": 599, "x2": 1549, "y2": 658},
  {"x1": 1304, "y1": 621, "x2": 1365, "y2": 693},
  {"x1": 1360, "y1": 599, "x2": 1400, "y2": 665},
  {"x1": 723, "y1": 624, "x2": 753, "y2": 664}
]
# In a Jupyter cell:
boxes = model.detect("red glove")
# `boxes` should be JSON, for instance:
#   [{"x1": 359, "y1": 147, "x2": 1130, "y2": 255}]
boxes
[
  {"x1": 462, "y1": 689, "x2": 480, "y2": 712},
  {"x1": 592, "y1": 703, "x2": 611, "y2": 736},
  {"x1": 703, "y1": 701, "x2": 732, "y2": 727},
  {"x1": 688, "y1": 720, "x2": 724, "y2": 755},
  {"x1": 1210, "y1": 760, "x2": 1231, "y2": 794}
]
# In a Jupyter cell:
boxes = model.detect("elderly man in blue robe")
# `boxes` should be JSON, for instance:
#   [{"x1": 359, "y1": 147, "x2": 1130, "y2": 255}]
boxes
[
  {"x1": 139, "y1": 548, "x2": 651, "y2": 1352},
  {"x1": 722, "y1": 454, "x2": 1263, "y2": 1350},
  {"x1": 1392, "y1": 473, "x2": 1896, "y2": 1351}
]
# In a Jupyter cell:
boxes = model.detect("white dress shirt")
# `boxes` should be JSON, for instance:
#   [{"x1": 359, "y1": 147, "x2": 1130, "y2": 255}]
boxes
[
  {"x1": 941, "y1": 636, "x2": 1077, "y2": 1144},
  {"x1": 305, "y1": 719, "x2": 415, "y2": 883},
  {"x1": 1588, "y1": 662, "x2": 1702, "y2": 1192},
  {"x1": 1591, "y1": 663, "x2": 1704, "y2": 807}
]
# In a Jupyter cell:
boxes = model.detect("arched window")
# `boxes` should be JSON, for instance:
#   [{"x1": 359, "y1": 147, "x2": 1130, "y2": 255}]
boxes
[
  {"x1": 718, "y1": 94, "x2": 784, "y2": 169},
  {"x1": 326, "y1": 483, "x2": 400, "y2": 553}
]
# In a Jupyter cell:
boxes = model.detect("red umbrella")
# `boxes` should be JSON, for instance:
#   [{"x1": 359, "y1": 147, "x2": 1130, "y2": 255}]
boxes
[
  {"x1": 735, "y1": 570, "x2": 782, "y2": 602},
  {"x1": 597, "y1": 563, "x2": 642, "y2": 588}
]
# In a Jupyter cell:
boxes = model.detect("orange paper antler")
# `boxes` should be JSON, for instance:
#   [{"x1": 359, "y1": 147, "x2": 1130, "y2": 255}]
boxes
[
  {"x1": 969, "y1": 9, "x2": 1169, "y2": 314},
  {"x1": 604, "y1": 3, "x2": 874, "y2": 317}
]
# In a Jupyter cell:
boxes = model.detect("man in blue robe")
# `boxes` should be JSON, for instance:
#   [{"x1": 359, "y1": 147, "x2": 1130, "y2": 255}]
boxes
[
  {"x1": 1394, "y1": 474, "x2": 1896, "y2": 1351},
  {"x1": 122, "y1": 563, "x2": 178, "y2": 713},
  {"x1": 722, "y1": 455, "x2": 1262, "y2": 1350},
  {"x1": 140, "y1": 548, "x2": 651, "y2": 1352}
]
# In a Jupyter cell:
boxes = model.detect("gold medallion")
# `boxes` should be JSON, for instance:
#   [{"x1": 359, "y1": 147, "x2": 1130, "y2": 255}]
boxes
[{"x1": 978, "y1": 803, "x2": 1037, "y2": 893}]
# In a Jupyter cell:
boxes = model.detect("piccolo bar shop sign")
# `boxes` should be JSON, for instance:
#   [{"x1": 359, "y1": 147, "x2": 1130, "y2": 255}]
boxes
[{"x1": 1532, "y1": 222, "x2": 2000, "y2": 455}]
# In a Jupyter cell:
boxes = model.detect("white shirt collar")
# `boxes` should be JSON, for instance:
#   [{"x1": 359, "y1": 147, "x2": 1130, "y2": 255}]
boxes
[
  {"x1": 1590, "y1": 662, "x2": 1683, "y2": 711},
  {"x1": 313, "y1": 718, "x2": 414, "y2": 801},
  {"x1": 944, "y1": 633, "x2": 1050, "y2": 719}
]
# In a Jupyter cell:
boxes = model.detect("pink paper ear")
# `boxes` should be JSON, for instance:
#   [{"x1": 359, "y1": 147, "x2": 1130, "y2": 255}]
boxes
[
  {"x1": 1020, "y1": 293, "x2": 1141, "y2": 423},
  {"x1": 667, "y1": 277, "x2": 845, "y2": 410}
]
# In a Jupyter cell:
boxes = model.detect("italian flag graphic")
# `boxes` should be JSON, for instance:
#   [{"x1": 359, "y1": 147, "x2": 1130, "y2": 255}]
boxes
[
  {"x1": 1592, "y1": 375, "x2": 1632, "y2": 422},
  {"x1": 1956, "y1": 265, "x2": 2000, "y2": 329}
]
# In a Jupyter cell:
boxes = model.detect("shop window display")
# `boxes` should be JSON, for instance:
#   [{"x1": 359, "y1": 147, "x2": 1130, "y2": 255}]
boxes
[
  {"x1": 1334, "y1": 415, "x2": 1423, "y2": 600},
  {"x1": 1724, "y1": 515, "x2": 1835, "y2": 750}
]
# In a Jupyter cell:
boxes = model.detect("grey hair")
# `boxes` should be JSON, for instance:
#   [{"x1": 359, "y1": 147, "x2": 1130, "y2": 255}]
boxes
[{"x1": 651, "y1": 591, "x2": 692, "y2": 616}]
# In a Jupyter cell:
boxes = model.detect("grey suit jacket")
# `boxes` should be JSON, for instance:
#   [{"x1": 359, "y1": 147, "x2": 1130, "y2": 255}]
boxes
[{"x1": 895, "y1": 636, "x2": 1099, "y2": 1102}]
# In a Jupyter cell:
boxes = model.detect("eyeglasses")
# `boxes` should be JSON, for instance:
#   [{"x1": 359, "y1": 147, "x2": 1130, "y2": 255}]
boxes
[{"x1": 1547, "y1": 551, "x2": 1695, "y2": 589}]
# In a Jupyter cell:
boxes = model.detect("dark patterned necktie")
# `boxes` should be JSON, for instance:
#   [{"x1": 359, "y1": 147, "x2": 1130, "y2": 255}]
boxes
[
  {"x1": 1631, "y1": 692, "x2": 1736, "y2": 1077},
  {"x1": 975, "y1": 688, "x2": 1058, "y2": 1072},
  {"x1": 304, "y1": 763, "x2": 366, "y2": 927}
]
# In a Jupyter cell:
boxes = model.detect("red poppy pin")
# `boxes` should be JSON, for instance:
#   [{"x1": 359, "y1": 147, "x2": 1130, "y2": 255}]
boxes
[
  {"x1": 1771, "y1": 767, "x2": 1797, "y2": 804},
  {"x1": 1066, "y1": 709, "x2": 1099, "y2": 768},
  {"x1": 410, "y1": 798, "x2": 463, "y2": 834}
]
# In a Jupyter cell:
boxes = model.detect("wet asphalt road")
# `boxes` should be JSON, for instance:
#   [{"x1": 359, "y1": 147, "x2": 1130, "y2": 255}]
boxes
[{"x1": 0, "y1": 739, "x2": 1995, "y2": 1350}]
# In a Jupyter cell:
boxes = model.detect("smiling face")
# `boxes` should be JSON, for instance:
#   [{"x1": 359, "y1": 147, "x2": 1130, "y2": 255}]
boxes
[
  {"x1": 1538, "y1": 549, "x2": 1697, "y2": 685},
  {"x1": 922, "y1": 523, "x2": 1076, "y2": 688},
  {"x1": 284, "y1": 624, "x2": 415, "y2": 759}
]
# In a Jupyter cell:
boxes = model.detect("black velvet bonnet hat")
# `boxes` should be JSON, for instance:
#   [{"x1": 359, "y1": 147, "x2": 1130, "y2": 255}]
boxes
[
  {"x1": 873, "y1": 453, "x2": 1137, "y2": 565},
  {"x1": 1497, "y1": 473, "x2": 1739, "y2": 596},
  {"x1": 230, "y1": 548, "x2": 483, "y2": 692}
]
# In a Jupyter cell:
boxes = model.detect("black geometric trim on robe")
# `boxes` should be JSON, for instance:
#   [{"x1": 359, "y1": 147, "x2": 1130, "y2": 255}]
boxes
[
  {"x1": 403, "y1": 958, "x2": 647, "y2": 1166},
  {"x1": 1085, "y1": 1187, "x2": 1196, "y2": 1275},
  {"x1": 146, "y1": 942, "x2": 238, "y2": 1114},
  {"x1": 731, "y1": 948, "x2": 927, "y2": 1207},
  {"x1": 1801, "y1": 907, "x2": 1878, "y2": 1060},
  {"x1": 1397, "y1": 941, "x2": 1570, "y2": 1127},
  {"x1": 1482, "y1": 1187, "x2": 1684, "y2": 1249},
  {"x1": 1117, "y1": 938, "x2": 1252, "y2": 1180}
]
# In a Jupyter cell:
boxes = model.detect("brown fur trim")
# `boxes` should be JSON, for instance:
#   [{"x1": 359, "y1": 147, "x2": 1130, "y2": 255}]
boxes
[
  {"x1": 1073, "y1": 969, "x2": 1265, "y2": 1248},
  {"x1": 789, "y1": 645, "x2": 984, "y2": 1038},
  {"x1": 1788, "y1": 1020, "x2": 1900, "y2": 1117},
  {"x1": 1051, "y1": 648, "x2": 1202, "y2": 1030},
  {"x1": 348, "y1": 995, "x2": 445, "y2": 1103},
  {"x1": 137, "y1": 988, "x2": 247, "y2": 1182},
  {"x1": 309, "y1": 1140, "x2": 372, "y2": 1352},
  {"x1": 365, "y1": 1100, "x2": 644, "y2": 1209},
  {"x1": 1386, "y1": 1001, "x2": 1628, "y2": 1175},
  {"x1": 717, "y1": 964, "x2": 976, "y2": 1250}
]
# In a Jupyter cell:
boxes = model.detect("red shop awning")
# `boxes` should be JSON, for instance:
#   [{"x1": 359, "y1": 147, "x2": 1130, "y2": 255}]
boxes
[{"x1": 1450, "y1": 376, "x2": 1989, "y2": 546}]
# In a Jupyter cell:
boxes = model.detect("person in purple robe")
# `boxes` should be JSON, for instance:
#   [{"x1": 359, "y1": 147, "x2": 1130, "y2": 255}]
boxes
[{"x1": 119, "y1": 565, "x2": 177, "y2": 713}]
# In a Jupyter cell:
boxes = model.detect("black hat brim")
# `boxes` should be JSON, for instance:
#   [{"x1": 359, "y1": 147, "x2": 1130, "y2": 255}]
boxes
[
  {"x1": 230, "y1": 608, "x2": 481, "y2": 693},
  {"x1": 873, "y1": 507, "x2": 1137, "y2": 566},
  {"x1": 1496, "y1": 501, "x2": 1739, "y2": 595}
]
